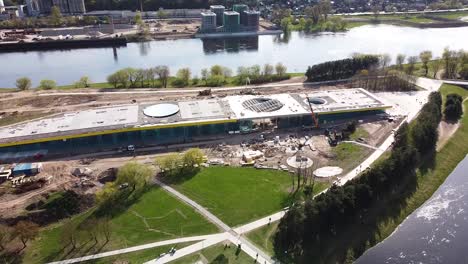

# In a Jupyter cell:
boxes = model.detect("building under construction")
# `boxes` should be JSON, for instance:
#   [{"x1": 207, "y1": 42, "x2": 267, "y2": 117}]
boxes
[{"x1": 0, "y1": 89, "x2": 391, "y2": 159}]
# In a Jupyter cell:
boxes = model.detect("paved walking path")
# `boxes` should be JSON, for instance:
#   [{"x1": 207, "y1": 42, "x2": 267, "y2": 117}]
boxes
[
  {"x1": 49, "y1": 77, "x2": 445, "y2": 264},
  {"x1": 48, "y1": 234, "x2": 220, "y2": 264}
]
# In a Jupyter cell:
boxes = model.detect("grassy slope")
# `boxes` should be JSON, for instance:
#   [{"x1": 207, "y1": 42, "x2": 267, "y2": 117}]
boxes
[
  {"x1": 24, "y1": 187, "x2": 218, "y2": 263},
  {"x1": 171, "y1": 242, "x2": 254, "y2": 264},
  {"x1": 172, "y1": 167, "x2": 328, "y2": 227},
  {"x1": 246, "y1": 221, "x2": 279, "y2": 256},
  {"x1": 246, "y1": 85, "x2": 468, "y2": 260},
  {"x1": 331, "y1": 142, "x2": 373, "y2": 172}
]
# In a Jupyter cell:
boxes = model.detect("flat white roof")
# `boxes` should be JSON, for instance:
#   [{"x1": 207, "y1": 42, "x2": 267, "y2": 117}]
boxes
[{"x1": 0, "y1": 89, "x2": 391, "y2": 144}]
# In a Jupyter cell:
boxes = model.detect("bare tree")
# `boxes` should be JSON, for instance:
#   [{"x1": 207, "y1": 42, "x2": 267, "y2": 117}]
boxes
[
  {"x1": 419, "y1": 51, "x2": 433, "y2": 77},
  {"x1": 406, "y1": 56, "x2": 419, "y2": 75},
  {"x1": 396, "y1": 54, "x2": 406, "y2": 70},
  {"x1": 14, "y1": 221, "x2": 39, "y2": 250},
  {"x1": 154, "y1": 66, "x2": 170, "y2": 88},
  {"x1": 429, "y1": 58, "x2": 443, "y2": 79},
  {"x1": 380, "y1": 54, "x2": 391, "y2": 71}
]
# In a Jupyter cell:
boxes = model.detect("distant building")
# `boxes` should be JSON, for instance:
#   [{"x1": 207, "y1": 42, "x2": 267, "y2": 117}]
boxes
[
  {"x1": 233, "y1": 4, "x2": 248, "y2": 25},
  {"x1": 243, "y1": 10, "x2": 260, "y2": 31},
  {"x1": 0, "y1": 0, "x2": 5, "y2": 13},
  {"x1": 25, "y1": 0, "x2": 40, "y2": 16},
  {"x1": 35, "y1": 0, "x2": 85, "y2": 15},
  {"x1": 210, "y1": 5, "x2": 225, "y2": 26},
  {"x1": 0, "y1": 5, "x2": 26, "y2": 20},
  {"x1": 223, "y1": 11, "x2": 240, "y2": 32},
  {"x1": 201, "y1": 11, "x2": 217, "y2": 33}
]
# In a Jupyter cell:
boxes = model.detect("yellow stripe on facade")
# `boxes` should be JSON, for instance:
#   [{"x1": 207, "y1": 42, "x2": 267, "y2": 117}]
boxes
[{"x1": 0, "y1": 118, "x2": 238, "y2": 148}]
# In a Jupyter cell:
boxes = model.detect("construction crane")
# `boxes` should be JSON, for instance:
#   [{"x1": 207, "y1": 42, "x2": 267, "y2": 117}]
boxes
[{"x1": 307, "y1": 97, "x2": 320, "y2": 128}]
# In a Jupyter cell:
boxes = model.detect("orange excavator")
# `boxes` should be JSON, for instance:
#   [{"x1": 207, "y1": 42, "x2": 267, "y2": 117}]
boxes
[{"x1": 307, "y1": 97, "x2": 320, "y2": 128}]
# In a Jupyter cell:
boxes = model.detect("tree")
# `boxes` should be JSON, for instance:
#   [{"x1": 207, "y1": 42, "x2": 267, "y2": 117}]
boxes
[
  {"x1": 419, "y1": 51, "x2": 433, "y2": 77},
  {"x1": 154, "y1": 66, "x2": 170, "y2": 88},
  {"x1": 210, "y1": 65, "x2": 224, "y2": 76},
  {"x1": 107, "y1": 73, "x2": 119, "y2": 88},
  {"x1": 380, "y1": 54, "x2": 391, "y2": 71},
  {"x1": 212, "y1": 253, "x2": 228, "y2": 264},
  {"x1": 135, "y1": 68, "x2": 146, "y2": 87},
  {"x1": 429, "y1": 58, "x2": 444, "y2": 79},
  {"x1": 372, "y1": 5, "x2": 381, "y2": 20},
  {"x1": 318, "y1": 0, "x2": 332, "y2": 20},
  {"x1": 145, "y1": 68, "x2": 156, "y2": 87},
  {"x1": 155, "y1": 153, "x2": 182, "y2": 172},
  {"x1": 183, "y1": 148, "x2": 204, "y2": 168},
  {"x1": 116, "y1": 162, "x2": 154, "y2": 192},
  {"x1": 275, "y1": 63, "x2": 287, "y2": 76},
  {"x1": 14, "y1": 221, "x2": 39, "y2": 250},
  {"x1": 444, "y1": 93, "x2": 463, "y2": 121},
  {"x1": 406, "y1": 56, "x2": 419, "y2": 75},
  {"x1": 442, "y1": 47, "x2": 459, "y2": 79},
  {"x1": 15, "y1": 77, "x2": 31, "y2": 90},
  {"x1": 263, "y1": 64, "x2": 274, "y2": 76},
  {"x1": 0, "y1": 225, "x2": 12, "y2": 251},
  {"x1": 175, "y1": 68, "x2": 191, "y2": 87},
  {"x1": 396, "y1": 54, "x2": 406, "y2": 70},
  {"x1": 38, "y1": 79, "x2": 57, "y2": 90},
  {"x1": 115, "y1": 69, "x2": 130, "y2": 88},
  {"x1": 201, "y1": 68, "x2": 209, "y2": 84},
  {"x1": 50, "y1": 6, "x2": 62, "y2": 26},
  {"x1": 134, "y1": 11, "x2": 143, "y2": 26},
  {"x1": 74, "y1": 76, "x2": 91, "y2": 88},
  {"x1": 96, "y1": 182, "x2": 118, "y2": 204}
]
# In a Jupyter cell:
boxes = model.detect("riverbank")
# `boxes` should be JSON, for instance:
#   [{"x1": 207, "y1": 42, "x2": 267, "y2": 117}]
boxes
[{"x1": 0, "y1": 37, "x2": 127, "y2": 53}]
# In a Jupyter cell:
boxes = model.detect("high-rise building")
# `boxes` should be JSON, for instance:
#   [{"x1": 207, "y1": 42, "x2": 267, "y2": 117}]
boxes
[
  {"x1": 233, "y1": 4, "x2": 248, "y2": 25},
  {"x1": 201, "y1": 11, "x2": 216, "y2": 33},
  {"x1": 52, "y1": 0, "x2": 85, "y2": 14},
  {"x1": 244, "y1": 10, "x2": 260, "y2": 31},
  {"x1": 0, "y1": 0, "x2": 5, "y2": 13},
  {"x1": 37, "y1": 0, "x2": 85, "y2": 14},
  {"x1": 210, "y1": 5, "x2": 225, "y2": 26},
  {"x1": 26, "y1": 0, "x2": 40, "y2": 16},
  {"x1": 223, "y1": 11, "x2": 240, "y2": 32}
]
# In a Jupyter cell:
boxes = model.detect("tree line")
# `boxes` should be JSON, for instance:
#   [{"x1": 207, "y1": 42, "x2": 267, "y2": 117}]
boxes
[
  {"x1": 305, "y1": 55, "x2": 380, "y2": 82},
  {"x1": 273, "y1": 92, "x2": 444, "y2": 263}
]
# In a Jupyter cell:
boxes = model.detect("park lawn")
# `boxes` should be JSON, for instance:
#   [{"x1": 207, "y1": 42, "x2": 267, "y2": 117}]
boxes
[
  {"x1": 23, "y1": 187, "x2": 218, "y2": 264},
  {"x1": 81, "y1": 242, "x2": 195, "y2": 264},
  {"x1": 331, "y1": 142, "x2": 373, "y2": 172},
  {"x1": 246, "y1": 221, "x2": 279, "y2": 256},
  {"x1": 349, "y1": 127, "x2": 370, "y2": 141},
  {"x1": 171, "y1": 167, "x2": 328, "y2": 227},
  {"x1": 171, "y1": 242, "x2": 254, "y2": 264}
]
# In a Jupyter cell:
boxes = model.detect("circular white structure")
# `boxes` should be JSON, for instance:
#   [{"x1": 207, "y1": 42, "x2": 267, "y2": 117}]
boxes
[
  {"x1": 314, "y1": 166, "x2": 343, "y2": 178},
  {"x1": 286, "y1": 155, "x2": 314, "y2": 169},
  {"x1": 143, "y1": 104, "x2": 179, "y2": 118},
  {"x1": 308, "y1": 97, "x2": 327, "y2": 105}
]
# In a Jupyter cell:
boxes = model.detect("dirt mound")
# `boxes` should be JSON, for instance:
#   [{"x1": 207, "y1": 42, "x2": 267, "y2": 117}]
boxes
[{"x1": 16, "y1": 95, "x2": 98, "y2": 108}]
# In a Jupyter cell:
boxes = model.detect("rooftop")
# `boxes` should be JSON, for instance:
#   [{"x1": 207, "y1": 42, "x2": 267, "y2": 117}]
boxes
[{"x1": 0, "y1": 89, "x2": 391, "y2": 145}]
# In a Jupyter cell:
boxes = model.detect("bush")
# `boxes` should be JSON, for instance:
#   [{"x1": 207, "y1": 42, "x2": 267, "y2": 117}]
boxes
[
  {"x1": 38, "y1": 79, "x2": 57, "y2": 90},
  {"x1": 15, "y1": 77, "x2": 32, "y2": 90},
  {"x1": 74, "y1": 76, "x2": 91, "y2": 88},
  {"x1": 444, "y1": 93, "x2": 463, "y2": 121}
]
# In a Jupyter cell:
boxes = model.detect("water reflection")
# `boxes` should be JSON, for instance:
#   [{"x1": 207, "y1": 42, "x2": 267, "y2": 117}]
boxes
[
  {"x1": 138, "y1": 41, "x2": 151, "y2": 56},
  {"x1": 202, "y1": 36, "x2": 259, "y2": 54},
  {"x1": 112, "y1": 47, "x2": 118, "y2": 62},
  {"x1": 274, "y1": 31, "x2": 291, "y2": 44}
]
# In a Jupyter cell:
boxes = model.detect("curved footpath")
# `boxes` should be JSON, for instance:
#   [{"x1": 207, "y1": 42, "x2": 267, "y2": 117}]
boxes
[{"x1": 48, "y1": 77, "x2": 444, "y2": 264}]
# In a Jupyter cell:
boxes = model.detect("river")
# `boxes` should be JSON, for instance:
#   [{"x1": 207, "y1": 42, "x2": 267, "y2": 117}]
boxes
[
  {"x1": 356, "y1": 155, "x2": 468, "y2": 264},
  {"x1": 0, "y1": 24, "x2": 468, "y2": 88}
]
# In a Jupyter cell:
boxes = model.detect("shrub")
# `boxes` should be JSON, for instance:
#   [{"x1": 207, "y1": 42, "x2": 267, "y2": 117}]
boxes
[
  {"x1": 74, "y1": 76, "x2": 91, "y2": 88},
  {"x1": 15, "y1": 77, "x2": 32, "y2": 90},
  {"x1": 38, "y1": 79, "x2": 57, "y2": 90},
  {"x1": 444, "y1": 93, "x2": 463, "y2": 121}
]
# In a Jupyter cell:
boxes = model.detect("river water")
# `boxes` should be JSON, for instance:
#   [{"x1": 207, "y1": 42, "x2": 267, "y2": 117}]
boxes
[
  {"x1": 0, "y1": 24, "x2": 467, "y2": 87},
  {"x1": 357, "y1": 155, "x2": 468, "y2": 264}
]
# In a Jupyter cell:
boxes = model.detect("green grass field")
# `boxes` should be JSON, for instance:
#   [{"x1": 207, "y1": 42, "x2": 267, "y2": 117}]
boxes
[
  {"x1": 171, "y1": 242, "x2": 254, "y2": 264},
  {"x1": 171, "y1": 167, "x2": 328, "y2": 227},
  {"x1": 429, "y1": 10, "x2": 468, "y2": 20},
  {"x1": 24, "y1": 187, "x2": 218, "y2": 263},
  {"x1": 246, "y1": 221, "x2": 279, "y2": 256},
  {"x1": 331, "y1": 142, "x2": 373, "y2": 172}
]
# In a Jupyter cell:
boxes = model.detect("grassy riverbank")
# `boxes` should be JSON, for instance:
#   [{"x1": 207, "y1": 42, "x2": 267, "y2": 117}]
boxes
[{"x1": 246, "y1": 84, "x2": 468, "y2": 262}]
